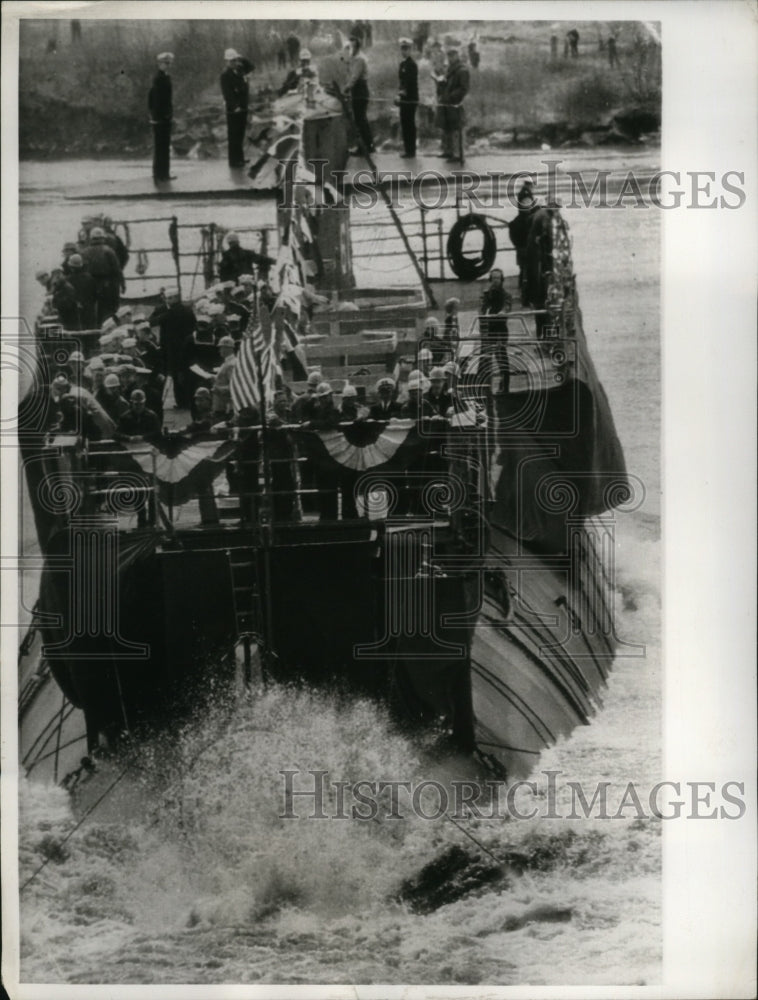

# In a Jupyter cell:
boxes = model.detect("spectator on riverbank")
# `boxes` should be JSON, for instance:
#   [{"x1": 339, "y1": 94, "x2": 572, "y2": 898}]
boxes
[
  {"x1": 397, "y1": 38, "x2": 418, "y2": 159},
  {"x1": 148, "y1": 52, "x2": 175, "y2": 183},
  {"x1": 344, "y1": 34, "x2": 374, "y2": 156},
  {"x1": 439, "y1": 44, "x2": 469, "y2": 163},
  {"x1": 220, "y1": 49, "x2": 250, "y2": 169}
]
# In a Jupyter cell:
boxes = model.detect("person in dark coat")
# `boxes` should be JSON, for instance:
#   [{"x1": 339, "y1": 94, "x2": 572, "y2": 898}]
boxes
[
  {"x1": 148, "y1": 52, "x2": 175, "y2": 182},
  {"x1": 285, "y1": 33, "x2": 301, "y2": 66},
  {"x1": 180, "y1": 388, "x2": 220, "y2": 525},
  {"x1": 344, "y1": 35, "x2": 374, "y2": 156},
  {"x1": 96, "y1": 372, "x2": 130, "y2": 424},
  {"x1": 115, "y1": 389, "x2": 161, "y2": 442},
  {"x1": 135, "y1": 319, "x2": 164, "y2": 375},
  {"x1": 508, "y1": 183, "x2": 541, "y2": 305},
  {"x1": 82, "y1": 227, "x2": 124, "y2": 324},
  {"x1": 218, "y1": 231, "x2": 275, "y2": 282},
  {"x1": 440, "y1": 45, "x2": 469, "y2": 163},
  {"x1": 157, "y1": 289, "x2": 196, "y2": 408},
  {"x1": 369, "y1": 377, "x2": 401, "y2": 420},
  {"x1": 565, "y1": 28, "x2": 580, "y2": 58},
  {"x1": 50, "y1": 273, "x2": 80, "y2": 330},
  {"x1": 102, "y1": 217, "x2": 129, "y2": 269},
  {"x1": 220, "y1": 49, "x2": 250, "y2": 168},
  {"x1": 181, "y1": 318, "x2": 220, "y2": 410},
  {"x1": 397, "y1": 38, "x2": 419, "y2": 159},
  {"x1": 479, "y1": 268, "x2": 513, "y2": 395},
  {"x1": 65, "y1": 253, "x2": 97, "y2": 329}
]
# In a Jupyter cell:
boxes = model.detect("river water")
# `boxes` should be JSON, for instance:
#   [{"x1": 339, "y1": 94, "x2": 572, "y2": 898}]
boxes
[{"x1": 16, "y1": 154, "x2": 661, "y2": 986}]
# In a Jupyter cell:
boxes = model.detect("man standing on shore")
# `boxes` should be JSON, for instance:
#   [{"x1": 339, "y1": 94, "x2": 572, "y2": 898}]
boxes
[
  {"x1": 148, "y1": 52, "x2": 175, "y2": 182},
  {"x1": 440, "y1": 44, "x2": 469, "y2": 164},
  {"x1": 397, "y1": 38, "x2": 418, "y2": 159},
  {"x1": 220, "y1": 49, "x2": 250, "y2": 169}
]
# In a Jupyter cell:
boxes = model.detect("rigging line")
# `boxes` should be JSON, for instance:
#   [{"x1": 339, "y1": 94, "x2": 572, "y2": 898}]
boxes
[
  {"x1": 442, "y1": 810, "x2": 510, "y2": 871},
  {"x1": 52, "y1": 692, "x2": 66, "y2": 785},
  {"x1": 20, "y1": 765, "x2": 130, "y2": 893}
]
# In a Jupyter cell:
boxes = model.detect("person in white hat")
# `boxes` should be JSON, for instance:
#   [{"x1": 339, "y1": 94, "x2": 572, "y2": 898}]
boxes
[
  {"x1": 220, "y1": 48, "x2": 251, "y2": 168},
  {"x1": 149, "y1": 52, "x2": 176, "y2": 182},
  {"x1": 95, "y1": 371, "x2": 130, "y2": 423},
  {"x1": 424, "y1": 365, "x2": 452, "y2": 416},
  {"x1": 212, "y1": 335, "x2": 237, "y2": 419},
  {"x1": 397, "y1": 38, "x2": 419, "y2": 158},
  {"x1": 277, "y1": 46, "x2": 319, "y2": 98},
  {"x1": 369, "y1": 376, "x2": 401, "y2": 420}
]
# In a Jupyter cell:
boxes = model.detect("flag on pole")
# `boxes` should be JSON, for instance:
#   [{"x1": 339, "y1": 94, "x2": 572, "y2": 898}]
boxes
[{"x1": 230, "y1": 309, "x2": 278, "y2": 413}]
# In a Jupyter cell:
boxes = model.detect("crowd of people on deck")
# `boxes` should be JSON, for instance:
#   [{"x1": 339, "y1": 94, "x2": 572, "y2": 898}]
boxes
[
  {"x1": 35, "y1": 242, "x2": 506, "y2": 527},
  {"x1": 149, "y1": 22, "x2": 483, "y2": 179}
]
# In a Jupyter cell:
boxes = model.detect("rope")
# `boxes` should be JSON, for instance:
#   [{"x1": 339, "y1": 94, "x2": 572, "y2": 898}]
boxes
[
  {"x1": 442, "y1": 809, "x2": 510, "y2": 870},
  {"x1": 20, "y1": 764, "x2": 131, "y2": 892}
]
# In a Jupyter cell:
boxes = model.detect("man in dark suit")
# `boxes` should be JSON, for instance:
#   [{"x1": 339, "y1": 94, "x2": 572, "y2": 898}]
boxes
[
  {"x1": 148, "y1": 52, "x2": 175, "y2": 182},
  {"x1": 220, "y1": 49, "x2": 250, "y2": 168},
  {"x1": 398, "y1": 38, "x2": 419, "y2": 159},
  {"x1": 440, "y1": 44, "x2": 469, "y2": 163}
]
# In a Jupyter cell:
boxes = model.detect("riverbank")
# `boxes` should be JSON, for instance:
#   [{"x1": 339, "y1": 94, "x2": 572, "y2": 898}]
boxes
[
  {"x1": 19, "y1": 19, "x2": 660, "y2": 160},
  {"x1": 19, "y1": 93, "x2": 660, "y2": 161}
]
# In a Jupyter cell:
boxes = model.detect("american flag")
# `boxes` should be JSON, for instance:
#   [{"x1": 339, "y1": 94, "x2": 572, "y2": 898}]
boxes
[
  {"x1": 230, "y1": 311, "x2": 277, "y2": 412},
  {"x1": 230, "y1": 212, "x2": 309, "y2": 412}
]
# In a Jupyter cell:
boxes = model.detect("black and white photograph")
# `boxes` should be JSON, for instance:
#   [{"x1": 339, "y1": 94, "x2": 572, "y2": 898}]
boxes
[{"x1": 1, "y1": 2, "x2": 755, "y2": 996}]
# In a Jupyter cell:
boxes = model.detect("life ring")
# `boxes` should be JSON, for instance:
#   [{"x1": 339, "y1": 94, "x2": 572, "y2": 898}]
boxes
[{"x1": 446, "y1": 213, "x2": 497, "y2": 280}]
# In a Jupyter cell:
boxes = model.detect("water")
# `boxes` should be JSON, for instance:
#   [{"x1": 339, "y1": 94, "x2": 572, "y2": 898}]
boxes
[{"x1": 17, "y1": 156, "x2": 661, "y2": 985}]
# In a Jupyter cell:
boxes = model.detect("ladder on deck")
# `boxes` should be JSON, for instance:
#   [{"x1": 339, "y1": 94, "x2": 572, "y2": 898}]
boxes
[{"x1": 226, "y1": 550, "x2": 262, "y2": 686}]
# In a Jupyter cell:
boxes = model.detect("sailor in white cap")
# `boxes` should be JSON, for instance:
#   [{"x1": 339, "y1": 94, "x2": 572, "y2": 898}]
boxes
[
  {"x1": 369, "y1": 376, "x2": 400, "y2": 420},
  {"x1": 212, "y1": 335, "x2": 237, "y2": 419},
  {"x1": 277, "y1": 46, "x2": 319, "y2": 98},
  {"x1": 398, "y1": 37, "x2": 419, "y2": 158},
  {"x1": 220, "y1": 48, "x2": 250, "y2": 168},
  {"x1": 149, "y1": 52, "x2": 176, "y2": 182}
]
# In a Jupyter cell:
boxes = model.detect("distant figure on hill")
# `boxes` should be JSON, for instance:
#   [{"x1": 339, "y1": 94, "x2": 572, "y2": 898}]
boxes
[
  {"x1": 467, "y1": 37, "x2": 480, "y2": 69},
  {"x1": 269, "y1": 28, "x2": 287, "y2": 69},
  {"x1": 608, "y1": 33, "x2": 619, "y2": 67},
  {"x1": 70, "y1": 20, "x2": 81, "y2": 44},
  {"x1": 220, "y1": 49, "x2": 250, "y2": 169},
  {"x1": 285, "y1": 32, "x2": 301, "y2": 66},
  {"x1": 550, "y1": 34, "x2": 558, "y2": 61},
  {"x1": 414, "y1": 22, "x2": 430, "y2": 54},
  {"x1": 565, "y1": 28, "x2": 580, "y2": 58}
]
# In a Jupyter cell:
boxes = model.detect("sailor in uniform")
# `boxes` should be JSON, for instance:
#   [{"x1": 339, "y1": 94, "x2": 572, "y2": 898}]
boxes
[
  {"x1": 397, "y1": 38, "x2": 419, "y2": 158},
  {"x1": 148, "y1": 52, "x2": 175, "y2": 182},
  {"x1": 220, "y1": 49, "x2": 250, "y2": 169}
]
